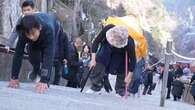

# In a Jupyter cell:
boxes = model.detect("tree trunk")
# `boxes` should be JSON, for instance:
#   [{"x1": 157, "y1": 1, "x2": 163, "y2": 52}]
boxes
[
  {"x1": 72, "y1": 0, "x2": 81, "y2": 39},
  {"x1": 41, "y1": 0, "x2": 48, "y2": 12}
]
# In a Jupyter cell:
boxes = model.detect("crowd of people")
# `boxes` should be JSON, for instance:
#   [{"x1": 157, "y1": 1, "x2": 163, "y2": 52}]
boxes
[
  {"x1": 3, "y1": 0, "x2": 195, "y2": 105},
  {"x1": 5, "y1": 0, "x2": 135, "y2": 96},
  {"x1": 156, "y1": 62, "x2": 195, "y2": 103}
]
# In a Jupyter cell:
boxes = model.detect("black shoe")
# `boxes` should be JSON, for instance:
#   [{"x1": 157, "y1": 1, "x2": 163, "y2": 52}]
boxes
[
  {"x1": 166, "y1": 97, "x2": 170, "y2": 99},
  {"x1": 147, "y1": 92, "x2": 152, "y2": 95}
]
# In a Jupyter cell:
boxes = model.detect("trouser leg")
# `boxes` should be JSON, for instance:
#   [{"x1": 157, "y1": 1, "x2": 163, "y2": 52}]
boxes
[
  {"x1": 90, "y1": 63, "x2": 105, "y2": 91},
  {"x1": 27, "y1": 44, "x2": 42, "y2": 76},
  {"x1": 174, "y1": 96, "x2": 177, "y2": 101},
  {"x1": 147, "y1": 84, "x2": 153, "y2": 94},
  {"x1": 115, "y1": 73, "x2": 126, "y2": 96},
  {"x1": 53, "y1": 61, "x2": 62, "y2": 85},
  {"x1": 143, "y1": 85, "x2": 149, "y2": 95},
  {"x1": 128, "y1": 79, "x2": 141, "y2": 94},
  {"x1": 166, "y1": 87, "x2": 171, "y2": 98},
  {"x1": 193, "y1": 96, "x2": 195, "y2": 102}
]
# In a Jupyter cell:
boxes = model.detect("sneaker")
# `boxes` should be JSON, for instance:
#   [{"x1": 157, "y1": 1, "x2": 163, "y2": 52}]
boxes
[
  {"x1": 115, "y1": 94, "x2": 123, "y2": 98},
  {"x1": 86, "y1": 89, "x2": 101, "y2": 95}
]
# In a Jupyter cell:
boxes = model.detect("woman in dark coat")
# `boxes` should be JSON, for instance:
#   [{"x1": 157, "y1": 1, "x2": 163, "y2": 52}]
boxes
[
  {"x1": 78, "y1": 44, "x2": 91, "y2": 85},
  {"x1": 171, "y1": 75, "x2": 185, "y2": 101},
  {"x1": 142, "y1": 66, "x2": 154, "y2": 95},
  {"x1": 166, "y1": 65, "x2": 175, "y2": 99}
]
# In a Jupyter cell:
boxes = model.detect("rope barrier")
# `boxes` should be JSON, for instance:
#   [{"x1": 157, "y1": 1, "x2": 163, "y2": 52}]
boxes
[
  {"x1": 171, "y1": 50, "x2": 195, "y2": 61},
  {"x1": 165, "y1": 51, "x2": 173, "y2": 56}
]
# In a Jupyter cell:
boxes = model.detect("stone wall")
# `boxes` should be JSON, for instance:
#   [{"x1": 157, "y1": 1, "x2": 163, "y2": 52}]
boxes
[
  {"x1": 0, "y1": 53, "x2": 32, "y2": 81},
  {"x1": 0, "y1": 0, "x2": 30, "y2": 81},
  {"x1": 0, "y1": 0, "x2": 21, "y2": 45}
]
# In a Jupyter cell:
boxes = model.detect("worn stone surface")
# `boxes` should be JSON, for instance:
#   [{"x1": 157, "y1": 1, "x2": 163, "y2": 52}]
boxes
[
  {"x1": 0, "y1": 53, "x2": 32, "y2": 81},
  {"x1": 0, "y1": 79, "x2": 194, "y2": 110}
]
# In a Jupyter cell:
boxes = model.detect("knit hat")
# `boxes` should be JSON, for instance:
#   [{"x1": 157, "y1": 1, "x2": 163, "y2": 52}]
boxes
[{"x1": 106, "y1": 26, "x2": 129, "y2": 48}]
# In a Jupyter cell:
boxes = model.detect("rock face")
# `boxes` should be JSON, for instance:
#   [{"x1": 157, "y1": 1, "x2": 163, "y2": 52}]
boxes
[
  {"x1": 0, "y1": 0, "x2": 21, "y2": 45},
  {"x1": 0, "y1": 53, "x2": 32, "y2": 81},
  {"x1": 61, "y1": 0, "x2": 177, "y2": 58},
  {"x1": 0, "y1": 0, "x2": 30, "y2": 81},
  {"x1": 165, "y1": 0, "x2": 195, "y2": 58}
]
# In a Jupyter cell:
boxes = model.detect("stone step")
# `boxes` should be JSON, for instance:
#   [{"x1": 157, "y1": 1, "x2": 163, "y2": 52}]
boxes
[{"x1": 0, "y1": 81, "x2": 194, "y2": 110}]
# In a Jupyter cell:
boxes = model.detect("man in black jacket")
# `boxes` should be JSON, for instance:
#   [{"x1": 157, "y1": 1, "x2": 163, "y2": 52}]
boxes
[
  {"x1": 52, "y1": 29, "x2": 69, "y2": 85},
  {"x1": 175, "y1": 63, "x2": 183, "y2": 77},
  {"x1": 166, "y1": 65, "x2": 175, "y2": 99},
  {"x1": 8, "y1": 13, "x2": 68, "y2": 93},
  {"x1": 64, "y1": 37, "x2": 83, "y2": 88},
  {"x1": 66, "y1": 37, "x2": 83, "y2": 88},
  {"x1": 142, "y1": 66, "x2": 154, "y2": 95}
]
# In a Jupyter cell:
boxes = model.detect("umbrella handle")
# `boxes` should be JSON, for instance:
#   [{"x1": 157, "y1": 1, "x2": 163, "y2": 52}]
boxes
[{"x1": 125, "y1": 51, "x2": 128, "y2": 99}]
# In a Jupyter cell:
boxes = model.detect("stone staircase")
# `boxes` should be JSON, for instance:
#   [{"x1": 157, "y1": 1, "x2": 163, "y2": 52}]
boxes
[{"x1": 0, "y1": 80, "x2": 194, "y2": 110}]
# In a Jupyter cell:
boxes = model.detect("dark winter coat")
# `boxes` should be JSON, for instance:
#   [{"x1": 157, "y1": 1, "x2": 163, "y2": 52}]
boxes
[
  {"x1": 159, "y1": 70, "x2": 164, "y2": 80},
  {"x1": 190, "y1": 74, "x2": 195, "y2": 96},
  {"x1": 143, "y1": 69, "x2": 153, "y2": 86},
  {"x1": 167, "y1": 71, "x2": 174, "y2": 88},
  {"x1": 67, "y1": 43, "x2": 83, "y2": 82},
  {"x1": 53, "y1": 27, "x2": 69, "y2": 65},
  {"x1": 91, "y1": 24, "x2": 136, "y2": 74},
  {"x1": 171, "y1": 80, "x2": 185, "y2": 97},
  {"x1": 12, "y1": 13, "x2": 66, "y2": 83},
  {"x1": 175, "y1": 67, "x2": 183, "y2": 77}
]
